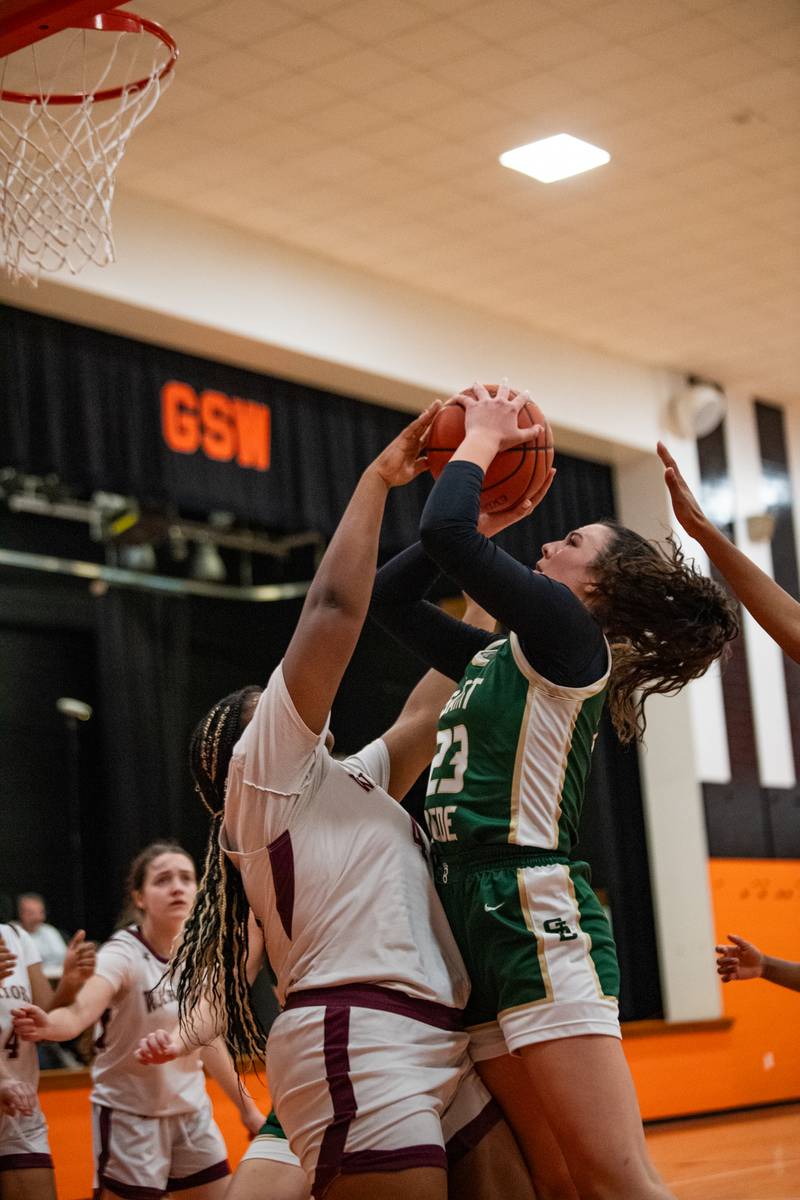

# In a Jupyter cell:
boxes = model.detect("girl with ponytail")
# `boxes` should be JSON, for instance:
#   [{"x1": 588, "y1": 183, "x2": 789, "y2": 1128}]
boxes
[
  {"x1": 156, "y1": 408, "x2": 536, "y2": 1200},
  {"x1": 370, "y1": 382, "x2": 738, "y2": 1200}
]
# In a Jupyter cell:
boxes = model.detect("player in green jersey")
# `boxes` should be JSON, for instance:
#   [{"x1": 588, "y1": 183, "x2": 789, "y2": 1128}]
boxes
[{"x1": 372, "y1": 383, "x2": 738, "y2": 1200}]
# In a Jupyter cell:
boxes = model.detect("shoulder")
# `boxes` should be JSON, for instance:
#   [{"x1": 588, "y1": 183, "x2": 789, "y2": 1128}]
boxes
[
  {"x1": 341, "y1": 738, "x2": 391, "y2": 793},
  {"x1": 510, "y1": 631, "x2": 610, "y2": 698}
]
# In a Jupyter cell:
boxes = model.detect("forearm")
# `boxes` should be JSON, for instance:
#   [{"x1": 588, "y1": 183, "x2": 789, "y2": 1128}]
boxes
[
  {"x1": 202, "y1": 1037, "x2": 255, "y2": 1111},
  {"x1": 305, "y1": 467, "x2": 389, "y2": 621},
  {"x1": 37, "y1": 1004, "x2": 85, "y2": 1042},
  {"x1": 371, "y1": 541, "x2": 492, "y2": 679},
  {"x1": 695, "y1": 520, "x2": 800, "y2": 663},
  {"x1": 761, "y1": 955, "x2": 800, "y2": 992}
]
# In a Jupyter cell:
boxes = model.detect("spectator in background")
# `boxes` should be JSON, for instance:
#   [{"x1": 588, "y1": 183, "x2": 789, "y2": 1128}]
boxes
[{"x1": 16, "y1": 895, "x2": 68, "y2": 982}]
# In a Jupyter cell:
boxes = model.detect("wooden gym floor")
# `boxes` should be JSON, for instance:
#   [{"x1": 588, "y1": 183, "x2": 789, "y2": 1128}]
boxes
[{"x1": 646, "y1": 1103, "x2": 800, "y2": 1199}]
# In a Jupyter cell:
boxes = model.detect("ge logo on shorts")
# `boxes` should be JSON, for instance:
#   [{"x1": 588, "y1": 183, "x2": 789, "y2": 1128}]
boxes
[{"x1": 543, "y1": 917, "x2": 578, "y2": 942}]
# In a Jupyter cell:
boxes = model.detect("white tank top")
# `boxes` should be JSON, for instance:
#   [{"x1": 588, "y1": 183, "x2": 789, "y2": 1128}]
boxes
[
  {"x1": 0, "y1": 923, "x2": 40, "y2": 1090},
  {"x1": 91, "y1": 927, "x2": 208, "y2": 1117},
  {"x1": 221, "y1": 663, "x2": 470, "y2": 1011}
]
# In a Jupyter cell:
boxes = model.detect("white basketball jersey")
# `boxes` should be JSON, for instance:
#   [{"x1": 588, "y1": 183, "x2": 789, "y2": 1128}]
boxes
[
  {"x1": 0, "y1": 923, "x2": 40, "y2": 1090},
  {"x1": 221, "y1": 663, "x2": 470, "y2": 1011},
  {"x1": 91, "y1": 928, "x2": 208, "y2": 1117}
]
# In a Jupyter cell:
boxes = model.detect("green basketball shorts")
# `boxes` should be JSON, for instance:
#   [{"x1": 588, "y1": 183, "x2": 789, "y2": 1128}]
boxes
[{"x1": 433, "y1": 847, "x2": 621, "y2": 1061}]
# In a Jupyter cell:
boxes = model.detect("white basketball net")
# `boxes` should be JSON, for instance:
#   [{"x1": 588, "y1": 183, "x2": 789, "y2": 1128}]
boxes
[{"x1": 0, "y1": 25, "x2": 173, "y2": 284}]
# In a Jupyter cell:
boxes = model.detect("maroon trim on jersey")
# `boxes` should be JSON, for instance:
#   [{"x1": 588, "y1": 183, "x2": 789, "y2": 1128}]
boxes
[
  {"x1": 0, "y1": 1153, "x2": 53, "y2": 1171},
  {"x1": 128, "y1": 928, "x2": 169, "y2": 964},
  {"x1": 310, "y1": 1003, "x2": 448, "y2": 1198},
  {"x1": 445, "y1": 1097, "x2": 502, "y2": 1165},
  {"x1": 99, "y1": 1179, "x2": 163, "y2": 1200},
  {"x1": 267, "y1": 830, "x2": 295, "y2": 940},
  {"x1": 284, "y1": 983, "x2": 464, "y2": 1031},
  {"x1": 166, "y1": 1159, "x2": 231, "y2": 1191}
]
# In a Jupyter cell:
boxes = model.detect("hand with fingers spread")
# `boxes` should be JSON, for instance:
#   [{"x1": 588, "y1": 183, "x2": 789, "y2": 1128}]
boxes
[
  {"x1": 370, "y1": 399, "x2": 441, "y2": 489},
  {"x1": 715, "y1": 934, "x2": 800, "y2": 992},
  {"x1": 457, "y1": 380, "x2": 544, "y2": 459},
  {"x1": 0, "y1": 1076, "x2": 36, "y2": 1117},
  {"x1": 715, "y1": 934, "x2": 764, "y2": 983},
  {"x1": 135, "y1": 1028, "x2": 183, "y2": 1065}
]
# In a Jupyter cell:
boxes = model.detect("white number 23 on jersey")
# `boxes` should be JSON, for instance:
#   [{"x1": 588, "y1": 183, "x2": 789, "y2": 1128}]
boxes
[{"x1": 426, "y1": 724, "x2": 469, "y2": 796}]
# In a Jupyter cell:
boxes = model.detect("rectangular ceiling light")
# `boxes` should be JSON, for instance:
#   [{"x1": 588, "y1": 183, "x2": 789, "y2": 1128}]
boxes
[{"x1": 499, "y1": 133, "x2": 610, "y2": 183}]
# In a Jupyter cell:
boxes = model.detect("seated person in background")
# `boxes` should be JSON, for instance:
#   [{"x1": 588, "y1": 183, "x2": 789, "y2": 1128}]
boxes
[
  {"x1": 16, "y1": 896, "x2": 68, "y2": 983},
  {"x1": 716, "y1": 934, "x2": 800, "y2": 993}
]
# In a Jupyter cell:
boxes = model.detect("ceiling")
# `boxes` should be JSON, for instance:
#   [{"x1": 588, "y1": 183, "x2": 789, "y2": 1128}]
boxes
[{"x1": 52, "y1": 0, "x2": 800, "y2": 400}]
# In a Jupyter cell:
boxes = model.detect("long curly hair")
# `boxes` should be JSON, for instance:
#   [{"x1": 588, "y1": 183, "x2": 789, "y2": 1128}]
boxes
[
  {"x1": 168, "y1": 685, "x2": 265, "y2": 1076},
  {"x1": 589, "y1": 520, "x2": 739, "y2": 743}
]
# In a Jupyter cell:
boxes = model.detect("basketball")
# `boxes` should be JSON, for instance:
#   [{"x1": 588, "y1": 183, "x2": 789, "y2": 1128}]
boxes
[{"x1": 425, "y1": 384, "x2": 554, "y2": 514}]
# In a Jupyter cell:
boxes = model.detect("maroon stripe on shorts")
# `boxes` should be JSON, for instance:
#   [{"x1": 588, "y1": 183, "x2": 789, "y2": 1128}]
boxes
[
  {"x1": 342, "y1": 1146, "x2": 447, "y2": 1173},
  {"x1": 313, "y1": 1006, "x2": 357, "y2": 1199},
  {"x1": 0, "y1": 1153, "x2": 53, "y2": 1171},
  {"x1": 445, "y1": 1098, "x2": 503, "y2": 1166},
  {"x1": 166, "y1": 1159, "x2": 231, "y2": 1191},
  {"x1": 267, "y1": 830, "x2": 295, "y2": 939},
  {"x1": 100, "y1": 1180, "x2": 163, "y2": 1200},
  {"x1": 284, "y1": 983, "x2": 463, "y2": 1031},
  {"x1": 95, "y1": 1106, "x2": 112, "y2": 1188}
]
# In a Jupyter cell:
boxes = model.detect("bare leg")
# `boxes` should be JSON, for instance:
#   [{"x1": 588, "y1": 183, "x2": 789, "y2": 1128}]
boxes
[
  {"x1": 173, "y1": 1178, "x2": 230, "y2": 1200},
  {"x1": 476, "y1": 1056, "x2": 578, "y2": 1200},
  {"x1": 0, "y1": 1170, "x2": 57, "y2": 1200},
  {"x1": 448, "y1": 1116, "x2": 536, "y2": 1200},
  {"x1": 325, "y1": 1167, "x2": 446, "y2": 1200},
  {"x1": 517, "y1": 1036, "x2": 674, "y2": 1200},
  {"x1": 226, "y1": 1159, "x2": 309, "y2": 1200}
]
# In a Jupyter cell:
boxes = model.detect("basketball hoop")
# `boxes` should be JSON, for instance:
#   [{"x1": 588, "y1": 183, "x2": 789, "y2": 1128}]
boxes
[{"x1": 0, "y1": 10, "x2": 177, "y2": 283}]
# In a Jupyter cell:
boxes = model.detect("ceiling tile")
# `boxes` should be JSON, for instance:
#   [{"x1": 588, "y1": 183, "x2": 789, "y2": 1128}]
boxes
[
  {"x1": 581, "y1": 0, "x2": 689, "y2": 38},
  {"x1": 308, "y1": 47, "x2": 414, "y2": 91},
  {"x1": 321, "y1": 0, "x2": 430, "y2": 40},
  {"x1": 360, "y1": 71, "x2": 460, "y2": 117},
  {"x1": 252, "y1": 20, "x2": 356, "y2": 69},
  {"x1": 381, "y1": 19, "x2": 483, "y2": 68}
]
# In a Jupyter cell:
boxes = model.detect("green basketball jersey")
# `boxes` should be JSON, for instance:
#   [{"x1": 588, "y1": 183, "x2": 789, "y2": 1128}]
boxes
[{"x1": 424, "y1": 633, "x2": 609, "y2": 853}]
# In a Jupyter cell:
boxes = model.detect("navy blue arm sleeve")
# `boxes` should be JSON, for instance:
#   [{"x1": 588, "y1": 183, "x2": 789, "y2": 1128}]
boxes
[
  {"x1": 418, "y1": 460, "x2": 608, "y2": 688},
  {"x1": 371, "y1": 541, "x2": 494, "y2": 682}
]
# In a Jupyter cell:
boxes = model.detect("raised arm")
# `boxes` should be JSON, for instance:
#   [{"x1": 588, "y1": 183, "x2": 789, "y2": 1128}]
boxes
[
  {"x1": 658, "y1": 441, "x2": 800, "y2": 663},
  {"x1": 282, "y1": 403, "x2": 440, "y2": 734},
  {"x1": 382, "y1": 597, "x2": 496, "y2": 801}
]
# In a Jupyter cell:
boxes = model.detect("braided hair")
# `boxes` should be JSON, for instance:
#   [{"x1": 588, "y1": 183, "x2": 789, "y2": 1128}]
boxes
[
  {"x1": 589, "y1": 521, "x2": 739, "y2": 743},
  {"x1": 169, "y1": 685, "x2": 265, "y2": 1076}
]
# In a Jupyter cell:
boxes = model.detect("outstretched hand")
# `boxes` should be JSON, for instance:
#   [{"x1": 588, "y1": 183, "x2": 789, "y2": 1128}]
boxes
[
  {"x1": 371, "y1": 400, "x2": 442, "y2": 488},
  {"x1": 657, "y1": 441, "x2": 708, "y2": 536},
  {"x1": 715, "y1": 934, "x2": 764, "y2": 983},
  {"x1": 11, "y1": 1004, "x2": 50, "y2": 1042}
]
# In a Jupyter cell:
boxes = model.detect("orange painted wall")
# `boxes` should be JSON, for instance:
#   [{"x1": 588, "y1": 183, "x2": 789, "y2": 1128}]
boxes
[
  {"x1": 39, "y1": 858, "x2": 800, "y2": 1197},
  {"x1": 625, "y1": 858, "x2": 800, "y2": 1119}
]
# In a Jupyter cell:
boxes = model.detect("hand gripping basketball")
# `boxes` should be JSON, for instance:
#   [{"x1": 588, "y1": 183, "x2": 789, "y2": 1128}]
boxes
[{"x1": 425, "y1": 381, "x2": 555, "y2": 514}]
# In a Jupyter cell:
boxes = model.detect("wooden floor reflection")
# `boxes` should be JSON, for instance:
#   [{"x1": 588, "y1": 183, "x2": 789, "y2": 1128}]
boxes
[{"x1": 646, "y1": 1103, "x2": 800, "y2": 1199}]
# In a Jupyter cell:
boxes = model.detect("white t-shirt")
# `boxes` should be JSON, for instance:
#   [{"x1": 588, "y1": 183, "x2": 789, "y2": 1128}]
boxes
[
  {"x1": 91, "y1": 928, "x2": 208, "y2": 1117},
  {"x1": 0, "y1": 923, "x2": 40, "y2": 1090},
  {"x1": 27, "y1": 924, "x2": 67, "y2": 980},
  {"x1": 221, "y1": 663, "x2": 470, "y2": 1011}
]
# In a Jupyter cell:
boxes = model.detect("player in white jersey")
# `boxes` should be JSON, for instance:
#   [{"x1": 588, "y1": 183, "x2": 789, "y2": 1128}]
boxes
[
  {"x1": 166, "y1": 408, "x2": 534, "y2": 1200},
  {"x1": 138, "y1": 645, "x2": 532, "y2": 1200},
  {"x1": 1, "y1": 920, "x2": 94, "y2": 1200},
  {"x1": 13, "y1": 844, "x2": 264, "y2": 1200}
]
